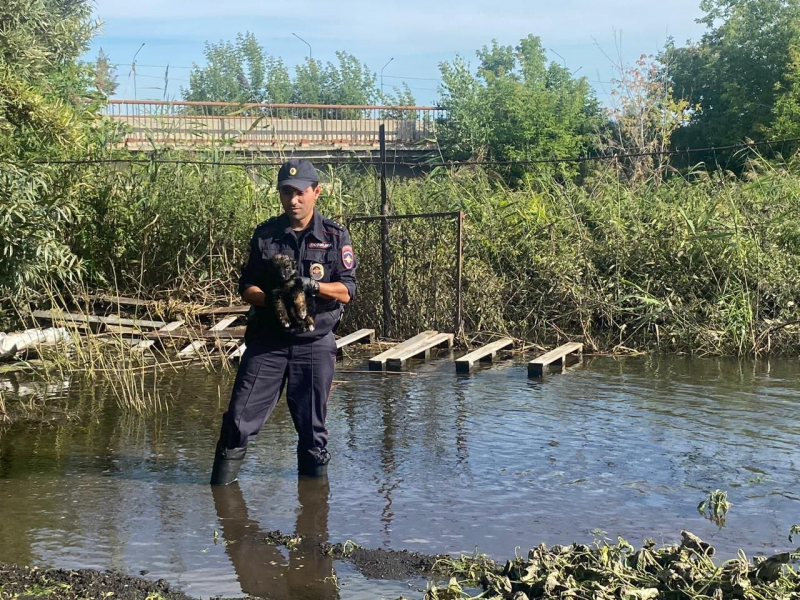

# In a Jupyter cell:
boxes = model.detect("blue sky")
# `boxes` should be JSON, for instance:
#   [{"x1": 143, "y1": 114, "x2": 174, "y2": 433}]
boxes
[{"x1": 86, "y1": 0, "x2": 707, "y2": 106}]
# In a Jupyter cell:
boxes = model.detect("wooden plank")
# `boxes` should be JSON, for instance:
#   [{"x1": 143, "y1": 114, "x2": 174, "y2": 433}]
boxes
[
  {"x1": 178, "y1": 315, "x2": 238, "y2": 357},
  {"x1": 209, "y1": 315, "x2": 239, "y2": 331},
  {"x1": 386, "y1": 333, "x2": 454, "y2": 371},
  {"x1": 227, "y1": 343, "x2": 247, "y2": 361},
  {"x1": 86, "y1": 294, "x2": 150, "y2": 308},
  {"x1": 528, "y1": 342, "x2": 583, "y2": 378},
  {"x1": 144, "y1": 327, "x2": 246, "y2": 341},
  {"x1": 368, "y1": 331, "x2": 438, "y2": 371},
  {"x1": 177, "y1": 340, "x2": 207, "y2": 357},
  {"x1": 31, "y1": 310, "x2": 165, "y2": 330},
  {"x1": 455, "y1": 337, "x2": 514, "y2": 373},
  {"x1": 336, "y1": 329, "x2": 376, "y2": 351},
  {"x1": 132, "y1": 320, "x2": 184, "y2": 352},
  {"x1": 196, "y1": 305, "x2": 251, "y2": 316}
]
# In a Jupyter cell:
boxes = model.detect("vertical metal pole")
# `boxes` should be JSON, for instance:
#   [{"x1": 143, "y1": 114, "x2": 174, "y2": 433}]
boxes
[
  {"x1": 455, "y1": 211, "x2": 464, "y2": 335},
  {"x1": 379, "y1": 124, "x2": 393, "y2": 338}
]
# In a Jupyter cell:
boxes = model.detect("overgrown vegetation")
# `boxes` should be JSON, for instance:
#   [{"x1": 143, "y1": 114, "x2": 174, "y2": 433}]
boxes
[
  {"x1": 4, "y1": 155, "x2": 795, "y2": 355},
  {"x1": 4, "y1": 0, "x2": 800, "y2": 358}
]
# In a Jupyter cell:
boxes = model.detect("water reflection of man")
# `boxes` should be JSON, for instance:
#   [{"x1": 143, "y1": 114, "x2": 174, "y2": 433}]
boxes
[{"x1": 211, "y1": 477, "x2": 339, "y2": 600}]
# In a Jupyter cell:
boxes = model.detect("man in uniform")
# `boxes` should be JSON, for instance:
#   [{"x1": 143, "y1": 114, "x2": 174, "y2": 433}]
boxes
[{"x1": 210, "y1": 159, "x2": 356, "y2": 484}]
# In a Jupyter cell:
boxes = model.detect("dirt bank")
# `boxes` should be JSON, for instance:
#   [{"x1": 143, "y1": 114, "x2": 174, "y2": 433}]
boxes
[{"x1": 0, "y1": 563, "x2": 196, "y2": 600}]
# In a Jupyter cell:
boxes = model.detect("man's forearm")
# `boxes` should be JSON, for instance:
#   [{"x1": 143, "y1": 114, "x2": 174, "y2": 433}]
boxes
[
  {"x1": 242, "y1": 283, "x2": 350, "y2": 305},
  {"x1": 318, "y1": 282, "x2": 350, "y2": 304},
  {"x1": 242, "y1": 286, "x2": 266, "y2": 307}
]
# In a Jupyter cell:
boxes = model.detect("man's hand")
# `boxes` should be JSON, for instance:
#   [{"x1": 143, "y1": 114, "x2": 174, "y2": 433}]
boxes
[{"x1": 300, "y1": 277, "x2": 320, "y2": 296}]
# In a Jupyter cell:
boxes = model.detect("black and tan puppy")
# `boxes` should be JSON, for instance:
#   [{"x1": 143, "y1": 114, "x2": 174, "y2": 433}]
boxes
[{"x1": 263, "y1": 254, "x2": 315, "y2": 332}]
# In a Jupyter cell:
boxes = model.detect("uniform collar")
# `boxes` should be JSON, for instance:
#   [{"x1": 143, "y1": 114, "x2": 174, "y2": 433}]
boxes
[{"x1": 279, "y1": 210, "x2": 325, "y2": 241}]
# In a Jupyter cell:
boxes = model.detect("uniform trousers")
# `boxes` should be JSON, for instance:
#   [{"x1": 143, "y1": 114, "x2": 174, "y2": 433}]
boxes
[{"x1": 218, "y1": 332, "x2": 337, "y2": 462}]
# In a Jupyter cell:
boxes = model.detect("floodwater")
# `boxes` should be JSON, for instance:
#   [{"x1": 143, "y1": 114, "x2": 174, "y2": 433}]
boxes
[{"x1": 1, "y1": 353, "x2": 799, "y2": 599}]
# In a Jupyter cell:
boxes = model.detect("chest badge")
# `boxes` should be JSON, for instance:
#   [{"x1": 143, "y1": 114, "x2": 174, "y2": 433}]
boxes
[{"x1": 310, "y1": 263, "x2": 325, "y2": 281}]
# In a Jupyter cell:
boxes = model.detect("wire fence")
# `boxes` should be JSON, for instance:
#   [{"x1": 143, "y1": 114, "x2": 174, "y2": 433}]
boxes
[{"x1": 342, "y1": 212, "x2": 463, "y2": 339}]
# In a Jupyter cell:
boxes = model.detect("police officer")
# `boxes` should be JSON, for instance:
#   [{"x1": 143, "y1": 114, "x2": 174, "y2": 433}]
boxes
[{"x1": 210, "y1": 159, "x2": 356, "y2": 484}]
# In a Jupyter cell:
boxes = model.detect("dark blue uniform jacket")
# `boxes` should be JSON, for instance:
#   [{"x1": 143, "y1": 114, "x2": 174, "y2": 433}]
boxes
[{"x1": 239, "y1": 210, "x2": 357, "y2": 342}]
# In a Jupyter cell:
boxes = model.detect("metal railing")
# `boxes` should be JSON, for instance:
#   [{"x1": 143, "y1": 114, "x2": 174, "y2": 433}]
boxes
[{"x1": 104, "y1": 100, "x2": 445, "y2": 149}]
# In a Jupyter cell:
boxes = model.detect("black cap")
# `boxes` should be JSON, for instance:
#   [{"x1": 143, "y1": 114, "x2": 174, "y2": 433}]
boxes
[{"x1": 277, "y1": 159, "x2": 318, "y2": 191}]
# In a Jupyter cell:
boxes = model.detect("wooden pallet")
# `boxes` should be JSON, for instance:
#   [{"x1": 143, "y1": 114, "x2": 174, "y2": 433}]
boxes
[
  {"x1": 335, "y1": 328, "x2": 375, "y2": 355},
  {"x1": 386, "y1": 333, "x2": 454, "y2": 371},
  {"x1": 455, "y1": 337, "x2": 514, "y2": 373},
  {"x1": 527, "y1": 342, "x2": 583, "y2": 378},
  {"x1": 368, "y1": 331, "x2": 438, "y2": 371}
]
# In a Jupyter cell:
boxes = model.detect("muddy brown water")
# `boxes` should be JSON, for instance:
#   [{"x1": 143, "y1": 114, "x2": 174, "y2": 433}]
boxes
[{"x1": 1, "y1": 354, "x2": 799, "y2": 599}]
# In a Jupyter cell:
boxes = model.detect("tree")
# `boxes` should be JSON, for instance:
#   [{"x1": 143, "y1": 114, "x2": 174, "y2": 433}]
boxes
[
  {"x1": 184, "y1": 35, "x2": 380, "y2": 111},
  {"x1": 606, "y1": 54, "x2": 693, "y2": 183},
  {"x1": 184, "y1": 32, "x2": 292, "y2": 107},
  {"x1": 664, "y1": 0, "x2": 800, "y2": 151},
  {"x1": 93, "y1": 48, "x2": 118, "y2": 97},
  {"x1": 291, "y1": 52, "x2": 379, "y2": 107},
  {"x1": 770, "y1": 48, "x2": 800, "y2": 147},
  {"x1": 0, "y1": 0, "x2": 98, "y2": 305},
  {"x1": 436, "y1": 35, "x2": 603, "y2": 180}
]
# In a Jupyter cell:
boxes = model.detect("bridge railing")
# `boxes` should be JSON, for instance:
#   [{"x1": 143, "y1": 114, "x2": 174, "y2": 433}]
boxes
[{"x1": 104, "y1": 100, "x2": 445, "y2": 149}]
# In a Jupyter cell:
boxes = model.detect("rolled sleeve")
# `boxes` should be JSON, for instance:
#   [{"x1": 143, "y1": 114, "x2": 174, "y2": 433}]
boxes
[
  {"x1": 331, "y1": 229, "x2": 357, "y2": 301},
  {"x1": 238, "y1": 234, "x2": 264, "y2": 296}
]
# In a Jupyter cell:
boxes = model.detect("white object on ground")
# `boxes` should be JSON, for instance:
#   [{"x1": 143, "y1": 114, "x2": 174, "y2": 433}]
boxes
[{"x1": 0, "y1": 328, "x2": 72, "y2": 361}]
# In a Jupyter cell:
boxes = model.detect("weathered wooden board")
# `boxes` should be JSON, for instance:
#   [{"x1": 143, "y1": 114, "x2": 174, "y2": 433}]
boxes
[
  {"x1": 455, "y1": 337, "x2": 514, "y2": 373},
  {"x1": 178, "y1": 314, "x2": 240, "y2": 357},
  {"x1": 132, "y1": 320, "x2": 185, "y2": 352},
  {"x1": 197, "y1": 305, "x2": 251, "y2": 316},
  {"x1": 31, "y1": 310, "x2": 165, "y2": 330},
  {"x1": 368, "y1": 331, "x2": 438, "y2": 371},
  {"x1": 386, "y1": 333, "x2": 454, "y2": 371},
  {"x1": 527, "y1": 342, "x2": 583, "y2": 378},
  {"x1": 227, "y1": 343, "x2": 247, "y2": 360},
  {"x1": 209, "y1": 315, "x2": 240, "y2": 331},
  {"x1": 177, "y1": 340, "x2": 207, "y2": 357},
  {"x1": 336, "y1": 329, "x2": 376, "y2": 353},
  {"x1": 86, "y1": 294, "x2": 151, "y2": 308}
]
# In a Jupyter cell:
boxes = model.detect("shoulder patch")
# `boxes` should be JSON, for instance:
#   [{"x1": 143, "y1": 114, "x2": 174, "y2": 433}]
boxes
[{"x1": 341, "y1": 245, "x2": 355, "y2": 270}]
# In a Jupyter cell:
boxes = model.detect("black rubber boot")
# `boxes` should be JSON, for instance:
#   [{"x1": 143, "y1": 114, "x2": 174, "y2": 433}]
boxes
[
  {"x1": 297, "y1": 448, "x2": 331, "y2": 478},
  {"x1": 210, "y1": 443, "x2": 247, "y2": 485}
]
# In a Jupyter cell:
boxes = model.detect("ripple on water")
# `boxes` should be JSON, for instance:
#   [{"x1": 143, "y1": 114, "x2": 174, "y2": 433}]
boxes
[{"x1": 0, "y1": 355, "x2": 799, "y2": 598}]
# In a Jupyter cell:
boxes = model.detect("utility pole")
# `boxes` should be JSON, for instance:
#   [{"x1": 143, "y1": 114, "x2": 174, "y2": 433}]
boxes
[
  {"x1": 292, "y1": 33, "x2": 312, "y2": 60},
  {"x1": 380, "y1": 57, "x2": 394, "y2": 97}
]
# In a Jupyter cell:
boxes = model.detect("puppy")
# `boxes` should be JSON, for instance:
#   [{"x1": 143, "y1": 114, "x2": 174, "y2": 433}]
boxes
[{"x1": 263, "y1": 254, "x2": 315, "y2": 332}]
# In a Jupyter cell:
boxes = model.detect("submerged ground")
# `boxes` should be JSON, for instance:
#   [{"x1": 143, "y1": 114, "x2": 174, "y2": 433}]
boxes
[{"x1": 0, "y1": 353, "x2": 798, "y2": 599}]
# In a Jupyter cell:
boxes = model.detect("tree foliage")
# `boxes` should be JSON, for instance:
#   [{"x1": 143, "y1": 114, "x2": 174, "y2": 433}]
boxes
[
  {"x1": 93, "y1": 48, "x2": 118, "y2": 97},
  {"x1": 664, "y1": 0, "x2": 800, "y2": 150},
  {"x1": 0, "y1": 0, "x2": 100, "y2": 303},
  {"x1": 436, "y1": 36, "x2": 603, "y2": 179},
  {"x1": 606, "y1": 54, "x2": 693, "y2": 183},
  {"x1": 184, "y1": 33, "x2": 379, "y2": 107}
]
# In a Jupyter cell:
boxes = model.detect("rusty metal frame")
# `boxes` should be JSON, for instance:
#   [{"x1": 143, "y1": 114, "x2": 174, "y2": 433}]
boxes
[{"x1": 347, "y1": 210, "x2": 464, "y2": 336}]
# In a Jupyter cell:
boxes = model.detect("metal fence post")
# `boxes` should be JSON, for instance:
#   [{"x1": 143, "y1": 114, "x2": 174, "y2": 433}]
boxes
[
  {"x1": 456, "y1": 210, "x2": 464, "y2": 335},
  {"x1": 379, "y1": 124, "x2": 393, "y2": 339}
]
